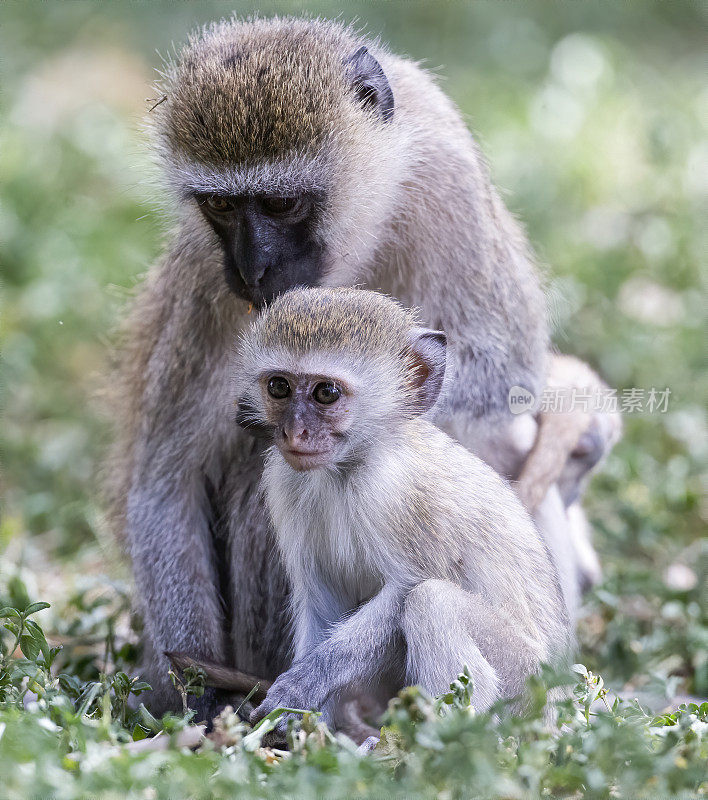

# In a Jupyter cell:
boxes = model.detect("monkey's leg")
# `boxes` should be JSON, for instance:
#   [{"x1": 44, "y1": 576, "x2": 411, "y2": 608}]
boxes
[
  {"x1": 402, "y1": 579, "x2": 541, "y2": 712},
  {"x1": 565, "y1": 502, "x2": 603, "y2": 593},
  {"x1": 322, "y1": 660, "x2": 402, "y2": 742},
  {"x1": 335, "y1": 700, "x2": 382, "y2": 744},
  {"x1": 532, "y1": 486, "x2": 582, "y2": 620}
]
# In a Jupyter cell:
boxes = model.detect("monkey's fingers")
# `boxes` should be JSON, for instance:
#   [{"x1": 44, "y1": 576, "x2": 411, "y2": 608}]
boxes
[
  {"x1": 165, "y1": 651, "x2": 272, "y2": 700},
  {"x1": 249, "y1": 692, "x2": 299, "y2": 728}
]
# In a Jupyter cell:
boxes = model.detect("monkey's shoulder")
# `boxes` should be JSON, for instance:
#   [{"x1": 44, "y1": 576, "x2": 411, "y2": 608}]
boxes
[
  {"x1": 405, "y1": 420, "x2": 520, "y2": 493},
  {"x1": 398, "y1": 423, "x2": 543, "y2": 538}
]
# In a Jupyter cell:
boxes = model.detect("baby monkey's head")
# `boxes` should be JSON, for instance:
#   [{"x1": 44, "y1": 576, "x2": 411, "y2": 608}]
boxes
[{"x1": 236, "y1": 287, "x2": 447, "y2": 471}]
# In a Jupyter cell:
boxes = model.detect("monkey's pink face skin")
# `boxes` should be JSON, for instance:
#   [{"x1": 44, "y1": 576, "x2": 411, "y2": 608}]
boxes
[{"x1": 259, "y1": 371, "x2": 356, "y2": 471}]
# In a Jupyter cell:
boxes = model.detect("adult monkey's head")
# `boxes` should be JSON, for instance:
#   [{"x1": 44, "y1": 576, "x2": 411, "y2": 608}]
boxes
[{"x1": 155, "y1": 18, "x2": 401, "y2": 307}]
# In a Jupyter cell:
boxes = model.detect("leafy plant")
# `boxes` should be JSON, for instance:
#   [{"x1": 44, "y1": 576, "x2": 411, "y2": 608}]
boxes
[{"x1": 1, "y1": 596, "x2": 706, "y2": 799}]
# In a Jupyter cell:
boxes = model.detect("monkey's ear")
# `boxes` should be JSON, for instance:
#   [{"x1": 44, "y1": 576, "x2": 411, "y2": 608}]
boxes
[
  {"x1": 345, "y1": 46, "x2": 394, "y2": 122},
  {"x1": 408, "y1": 328, "x2": 447, "y2": 413}
]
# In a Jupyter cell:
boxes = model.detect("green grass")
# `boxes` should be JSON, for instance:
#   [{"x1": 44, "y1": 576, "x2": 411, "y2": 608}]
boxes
[
  {"x1": 1, "y1": 593, "x2": 706, "y2": 799},
  {"x1": 1, "y1": 1, "x2": 706, "y2": 797}
]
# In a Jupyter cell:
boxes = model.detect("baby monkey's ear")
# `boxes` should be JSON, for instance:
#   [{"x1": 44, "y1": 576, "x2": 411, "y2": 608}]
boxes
[{"x1": 408, "y1": 327, "x2": 447, "y2": 413}]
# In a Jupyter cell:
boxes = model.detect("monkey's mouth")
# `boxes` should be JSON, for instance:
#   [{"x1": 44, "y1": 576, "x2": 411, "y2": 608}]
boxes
[{"x1": 280, "y1": 447, "x2": 333, "y2": 471}]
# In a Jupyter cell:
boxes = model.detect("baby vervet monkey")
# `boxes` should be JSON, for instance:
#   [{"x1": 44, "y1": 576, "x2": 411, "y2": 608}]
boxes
[{"x1": 235, "y1": 287, "x2": 571, "y2": 733}]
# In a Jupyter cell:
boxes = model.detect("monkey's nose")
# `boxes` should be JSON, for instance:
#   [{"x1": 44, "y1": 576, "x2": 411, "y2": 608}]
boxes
[
  {"x1": 282, "y1": 419, "x2": 308, "y2": 442},
  {"x1": 288, "y1": 428, "x2": 309, "y2": 444},
  {"x1": 572, "y1": 424, "x2": 604, "y2": 467},
  {"x1": 240, "y1": 263, "x2": 269, "y2": 288}
]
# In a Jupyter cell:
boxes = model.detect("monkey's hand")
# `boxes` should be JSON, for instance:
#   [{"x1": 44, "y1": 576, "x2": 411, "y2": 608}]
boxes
[
  {"x1": 249, "y1": 661, "x2": 329, "y2": 731},
  {"x1": 251, "y1": 583, "x2": 402, "y2": 733}
]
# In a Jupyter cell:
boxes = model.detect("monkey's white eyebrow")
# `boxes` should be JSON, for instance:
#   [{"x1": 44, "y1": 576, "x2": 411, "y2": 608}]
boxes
[
  {"x1": 169, "y1": 155, "x2": 330, "y2": 198},
  {"x1": 250, "y1": 349, "x2": 359, "y2": 385}
]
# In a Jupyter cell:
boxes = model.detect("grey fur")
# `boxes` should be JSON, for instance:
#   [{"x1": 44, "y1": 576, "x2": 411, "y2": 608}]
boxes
[{"x1": 105, "y1": 17, "x2": 603, "y2": 718}]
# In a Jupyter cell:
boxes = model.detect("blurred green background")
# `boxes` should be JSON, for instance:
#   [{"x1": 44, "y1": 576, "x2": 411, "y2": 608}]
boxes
[{"x1": 1, "y1": 1, "x2": 706, "y2": 695}]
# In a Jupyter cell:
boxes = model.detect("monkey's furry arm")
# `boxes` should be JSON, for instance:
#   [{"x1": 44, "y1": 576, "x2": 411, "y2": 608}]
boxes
[
  {"x1": 123, "y1": 359, "x2": 229, "y2": 708},
  {"x1": 127, "y1": 472, "x2": 226, "y2": 667},
  {"x1": 105, "y1": 246, "x2": 243, "y2": 715},
  {"x1": 289, "y1": 583, "x2": 350, "y2": 662},
  {"x1": 251, "y1": 582, "x2": 404, "y2": 724},
  {"x1": 517, "y1": 410, "x2": 590, "y2": 512}
]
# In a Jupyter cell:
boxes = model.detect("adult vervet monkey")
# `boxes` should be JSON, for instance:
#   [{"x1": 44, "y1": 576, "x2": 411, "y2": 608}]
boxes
[{"x1": 106, "y1": 16, "x2": 611, "y2": 718}]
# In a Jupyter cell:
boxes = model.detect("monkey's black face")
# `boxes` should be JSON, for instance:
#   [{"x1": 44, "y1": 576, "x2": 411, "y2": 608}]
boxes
[{"x1": 195, "y1": 193, "x2": 325, "y2": 306}]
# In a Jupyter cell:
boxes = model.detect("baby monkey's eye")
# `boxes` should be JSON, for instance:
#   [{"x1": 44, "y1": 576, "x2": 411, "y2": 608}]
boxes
[
  {"x1": 267, "y1": 376, "x2": 291, "y2": 399},
  {"x1": 313, "y1": 382, "x2": 341, "y2": 405}
]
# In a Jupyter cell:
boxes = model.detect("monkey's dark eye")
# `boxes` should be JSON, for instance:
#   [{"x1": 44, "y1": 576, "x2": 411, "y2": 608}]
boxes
[
  {"x1": 260, "y1": 196, "x2": 300, "y2": 216},
  {"x1": 203, "y1": 195, "x2": 234, "y2": 214},
  {"x1": 267, "y1": 376, "x2": 291, "y2": 399},
  {"x1": 313, "y1": 382, "x2": 341, "y2": 405}
]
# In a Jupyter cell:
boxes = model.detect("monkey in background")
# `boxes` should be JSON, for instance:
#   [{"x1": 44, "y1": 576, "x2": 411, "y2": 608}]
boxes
[
  {"x1": 516, "y1": 355, "x2": 622, "y2": 609},
  {"x1": 519, "y1": 355, "x2": 623, "y2": 513},
  {"x1": 234, "y1": 287, "x2": 571, "y2": 736},
  {"x1": 105, "y1": 16, "x2": 616, "y2": 720}
]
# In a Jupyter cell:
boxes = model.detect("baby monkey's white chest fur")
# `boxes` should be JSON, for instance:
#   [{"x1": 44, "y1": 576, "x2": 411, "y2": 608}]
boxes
[{"x1": 263, "y1": 455, "x2": 387, "y2": 610}]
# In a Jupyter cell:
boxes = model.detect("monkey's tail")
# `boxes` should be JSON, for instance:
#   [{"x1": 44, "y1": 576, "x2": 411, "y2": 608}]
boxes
[{"x1": 165, "y1": 651, "x2": 272, "y2": 701}]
